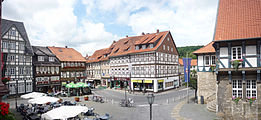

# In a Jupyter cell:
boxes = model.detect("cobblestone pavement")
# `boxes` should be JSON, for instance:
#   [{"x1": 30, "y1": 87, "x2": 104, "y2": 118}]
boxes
[{"x1": 2, "y1": 88, "x2": 217, "y2": 120}]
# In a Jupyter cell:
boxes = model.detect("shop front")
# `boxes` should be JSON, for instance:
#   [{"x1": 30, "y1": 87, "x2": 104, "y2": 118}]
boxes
[
  {"x1": 113, "y1": 77, "x2": 130, "y2": 90},
  {"x1": 132, "y1": 80, "x2": 154, "y2": 92},
  {"x1": 157, "y1": 79, "x2": 164, "y2": 91}
]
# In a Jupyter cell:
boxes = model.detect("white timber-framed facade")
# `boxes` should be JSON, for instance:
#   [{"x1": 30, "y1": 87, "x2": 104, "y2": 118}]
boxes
[{"x1": 1, "y1": 19, "x2": 34, "y2": 95}]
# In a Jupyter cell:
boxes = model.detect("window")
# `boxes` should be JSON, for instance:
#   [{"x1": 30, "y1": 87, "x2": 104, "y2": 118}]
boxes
[
  {"x1": 19, "y1": 43, "x2": 25, "y2": 50},
  {"x1": 49, "y1": 57, "x2": 55, "y2": 62},
  {"x1": 10, "y1": 29, "x2": 16, "y2": 36},
  {"x1": 232, "y1": 47, "x2": 242, "y2": 59},
  {"x1": 167, "y1": 37, "x2": 170, "y2": 41},
  {"x1": 205, "y1": 56, "x2": 210, "y2": 66},
  {"x1": 38, "y1": 56, "x2": 44, "y2": 61},
  {"x1": 2, "y1": 41, "x2": 8, "y2": 49},
  {"x1": 19, "y1": 67, "x2": 24, "y2": 75},
  {"x1": 167, "y1": 46, "x2": 169, "y2": 51},
  {"x1": 246, "y1": 80, "x2": 257, "y2": 98},
  {"x1": 135, "y1": 46, "x2": 139, "y2": 50},
  {"x1": 163, "y1": 45, "x2": 165, "y2": 50},
  {"x1": 10, "y1": 42, "x2": 16, "y2": 49},
  {"x1": 142, "y1": 45, "x2": 146, "y2": 49},
  {"x1": 211, "y1": 56, "x2": 216, "y2": 65},
  {"x1": 150, "y1": 44, "x2": 154, "y2": 48},
  {"x1": 171, "y1": 47, "x2": 173, "y2": 52},
  {"x1": 10, "y1": 67, "x2": 15, "y2": 75},
  {"x1": 19, "y1": 55, "x2": 24, "y2": 62},
  {"x1": 26, "y1": 56, "x2": 31, "y2": 62},
  {"x1": 10, "y1": 55, "x2": 15, "y2": 62},
  {"x1": 232, "y1": 80, "x2": 243, "y2": 98}
]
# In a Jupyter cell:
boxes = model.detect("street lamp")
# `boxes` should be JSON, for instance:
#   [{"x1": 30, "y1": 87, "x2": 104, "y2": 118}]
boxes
[{"x1": 147, "y1": 93, "x2": 155, "y2": 120}]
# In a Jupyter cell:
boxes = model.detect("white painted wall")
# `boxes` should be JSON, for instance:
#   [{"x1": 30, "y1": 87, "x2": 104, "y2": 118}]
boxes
[
  {"x1": 220, "y1": 47, "x2": 228, "y2": 57},
  {"x1": 246, "y1": 45, "x2": 256, "y2": 55},
  {"x1": 246, "y1": 58, "x2": 257, "y2": 67},
  {"x1": 220, "y1": 59, "x2": 228, "y2": 68}
]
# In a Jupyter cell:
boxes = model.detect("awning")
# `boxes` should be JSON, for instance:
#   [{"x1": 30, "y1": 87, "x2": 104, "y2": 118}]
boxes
[{"x1": 158, "y1": 79, "x2": 164, "y2": 83}]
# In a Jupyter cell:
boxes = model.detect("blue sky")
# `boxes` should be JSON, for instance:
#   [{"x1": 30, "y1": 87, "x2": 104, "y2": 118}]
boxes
[{"x1": 3, "y1": 0, "x2": 219, "y2": 55}]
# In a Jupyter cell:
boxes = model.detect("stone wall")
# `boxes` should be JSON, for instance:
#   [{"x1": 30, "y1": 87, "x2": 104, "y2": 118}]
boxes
[
  {"x1": 217, "y1": 74, "x2": 261, "y2": 119},
  {"x1": 197, "y1": 72, "x2": 216, "y2": 104}
]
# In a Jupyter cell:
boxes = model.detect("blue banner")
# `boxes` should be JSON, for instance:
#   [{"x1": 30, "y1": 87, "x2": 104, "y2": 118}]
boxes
[{"x1": 183, "y1": 58, "x2": 192, "y2": 82}]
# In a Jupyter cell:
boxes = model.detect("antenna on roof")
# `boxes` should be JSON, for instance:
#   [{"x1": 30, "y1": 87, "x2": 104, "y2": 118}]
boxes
[
  {"x1": 126, "y1": 35, "x2": 128, "y2": 37},
  {"x1": 157, "y1": 29, "x2": 159, "y2": 33},
  {"x1": 142, "y1": 32, "x2": 145, "y2": 35}
]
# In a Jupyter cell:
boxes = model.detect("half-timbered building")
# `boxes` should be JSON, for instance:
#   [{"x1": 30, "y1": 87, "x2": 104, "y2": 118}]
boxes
[
  {"x1": 32, "y1": 46, "x2": 60, "y2": 93},
  {"x1": 1, "y1": 19, "x2": 34, "y2": 95},
  {"x1": 48, "y1": 46, "x2": 86, "y2": 88},
  {"x1": 109, "y1": 30, "x2": 179, "y2": 92},
  {"x1": 193, "y1": 42, "x2": 216, "y2": 107},
  {"x1": 86, "y1": 48, "x2": 111, "y2": 88},
  {"x1": 213, "y1": 0, "x2": 261, "y2": 119}
]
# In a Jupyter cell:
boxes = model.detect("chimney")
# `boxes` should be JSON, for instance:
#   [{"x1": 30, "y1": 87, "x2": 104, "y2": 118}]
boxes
[
  {"x1": 157, "y1": 29, "x2": 159, "y2": 33},
  {"x1": 142, "y1": 32, "x2": 145, "y2": 35},
  {"x1": 126, "y1": 35, "x2": 128, "y2": 37},
  {"x1": 65, "y1": 46, "x2": 68, "y2": 48}
]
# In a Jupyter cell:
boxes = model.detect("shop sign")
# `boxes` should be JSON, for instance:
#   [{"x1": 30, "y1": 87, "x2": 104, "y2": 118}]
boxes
[
  {"x1": 114, "y1": 77, "x2": 130, "y2": 81},
  {"x1": 158, "y1": 79, "x2": 164, "y2": 83}
]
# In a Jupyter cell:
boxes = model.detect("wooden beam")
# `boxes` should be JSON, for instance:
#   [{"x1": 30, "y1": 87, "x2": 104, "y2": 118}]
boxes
[
  {"x1": 242, "y1": 41, "x2": 246, "y2": 68},
  {"x1": 203, "y1": 55, "x2": 205, "y2": 72},
  {"x1": 257, "y1": 70, "x2": 261, "y2": 83},
  {"x1": 216, "y1": 43, "x2": 220, "y2": 69},
  {"x1": 257, "y1": 41, "x2": 260, "y2": 67},
  {"x1": 228, "y1": 42, "x2": 231, "y2": 68}
]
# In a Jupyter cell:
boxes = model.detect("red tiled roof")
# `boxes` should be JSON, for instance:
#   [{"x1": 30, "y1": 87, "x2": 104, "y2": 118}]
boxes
[
  {"x1": 86, "y1": 48, "x2": 110, "y2": 63},
  {"x1": 191, "y1": 59, "x2": 197, "y2": 66},
  {"x1": 48, "y1": 47, "x2": 86, "y2": 62},
  {"x1": 214, "y1": 0, "x2": 261, "y2": 41},
  {"x1": 109, "y1": 31, "x2": 169, "y2": 57},
  {"x1": 179, "y1": 58, "x2": 183, "y2": 66},
  {"x1": 86, "y1": 31, "x2": 171, "y2": 63},
  {"x1": 192, "y1": 42, "x2": 215, "y2": 54}
]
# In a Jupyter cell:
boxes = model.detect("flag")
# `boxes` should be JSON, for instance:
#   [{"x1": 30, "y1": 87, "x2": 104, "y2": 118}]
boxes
[{"x1": 183, "y1": 58, "x2": 192, "y2": 82}]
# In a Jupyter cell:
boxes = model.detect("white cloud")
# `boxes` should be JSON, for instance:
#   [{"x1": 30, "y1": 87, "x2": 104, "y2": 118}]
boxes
[{"x1": 3, "y1": 0, "x2": 118, "y2": 55}]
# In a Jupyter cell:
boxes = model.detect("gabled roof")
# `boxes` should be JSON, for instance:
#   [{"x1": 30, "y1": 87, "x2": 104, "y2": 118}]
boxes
[
  {"x1": 86, "y1": 30, "x2": 177, "y2": 63},
  {"x1": 192, "y1": 42, "x2": 215, "y2": 54},
  {"x1": 214, "y1": 0, "x2": 261, "y2": 41},
  {"x1": 32, "y1": 46, "x2": 56, "y2": 56},
  {"x1": 48, "y1": 46, "x2": 86, "y2": 62},
  {"x1": 109, "y1": 31, "x2": 169, "y2": 57},
  {"x1": 1, "y1": 19, "x2": 34, "y2": 55}
]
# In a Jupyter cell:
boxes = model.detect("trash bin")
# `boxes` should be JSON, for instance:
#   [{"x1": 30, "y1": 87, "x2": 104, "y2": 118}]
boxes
[{"x1": 201, "y1": 96, "x2": 204, "y2": 104}]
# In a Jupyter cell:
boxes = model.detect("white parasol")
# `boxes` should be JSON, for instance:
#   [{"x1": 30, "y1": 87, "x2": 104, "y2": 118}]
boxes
[
  {"x1": 21, "y1": 92, "x2": 46, "y2": 99},
  {"x1": 28, "y1": 96, "x2": 59, "y2": 104},
  {"x1": 41, "y1": 106, "x2": 88, "y2": 120}
]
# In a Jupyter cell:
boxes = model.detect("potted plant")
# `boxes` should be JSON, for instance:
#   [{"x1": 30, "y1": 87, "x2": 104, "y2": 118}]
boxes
[
  {"x1": 0, "y1": 102, "x2": 15, "y2": 120},
  {"x1": 231, "y1": 59, "x2": 243, "y2": 70},
  {"x1": 232, "y1": 96, "x2": 241, "y2": 104},
  {"x1": 1, "y1": 77, "x2": 10, "y2": 85},
  {"x1": 247, "y1": 97, "x2": 256, "y2": 106},
  {"x1": 75, "y1": 96, "x2": 80, "y2": 102},
  {"x1": 84, "y1": 96, "x2": 89, "y2": 101},
  {"x1": 209, "y1": 65, "x2": 216, "y2": 72},
  {"x1": 58, "y1": 98, "x2": 63, "y2": 103}
]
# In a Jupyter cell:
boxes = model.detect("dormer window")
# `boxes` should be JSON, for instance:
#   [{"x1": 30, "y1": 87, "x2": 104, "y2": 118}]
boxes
[
  {"x1": 142, "y1": 45, "x2": 146, "y2": 49},
  {"x1": 114, "y1": 48, "x2": 119, "y2": 53},
  {"x1": 98, "y1": 56, "x2": 102, "y2": 59},
  {"x1": 124, "y1": 46, "x2": 130, "y2": 51},
  {"x1": 124, "y1": 40, "x2": 128, "y2": 44},
  {"x1": 104, "y1": 54, "x2": 107, "y2": 58},
  {"x1": 135, "y1": 45, "x2": 139, "y2": 50},
  {"x1": 150, "y1": 44, "x2": 154, "y2": 48},
  {"x1": 38, "y1": 56, "x2": 44, "y2": 61},
  {"x1": 49, "y1": 57, "x2": 55, "y2": 62}
]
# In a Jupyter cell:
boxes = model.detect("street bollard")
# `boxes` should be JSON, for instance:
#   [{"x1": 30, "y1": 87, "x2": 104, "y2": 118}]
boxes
[
  {"x1": 167, "y1": 99, "x2": 169, "y2": 104},
  {"x1": 173, "y1": 98, "x2": 175, "y2": 102},
  {"x1": 112, "y1": 99, "x2": 114, "y2": 104}
]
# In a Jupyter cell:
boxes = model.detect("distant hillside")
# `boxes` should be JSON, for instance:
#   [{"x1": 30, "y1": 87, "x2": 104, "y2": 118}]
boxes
[{"x1": 177, "y1": 46, "x2": 203, "y2": 59}]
